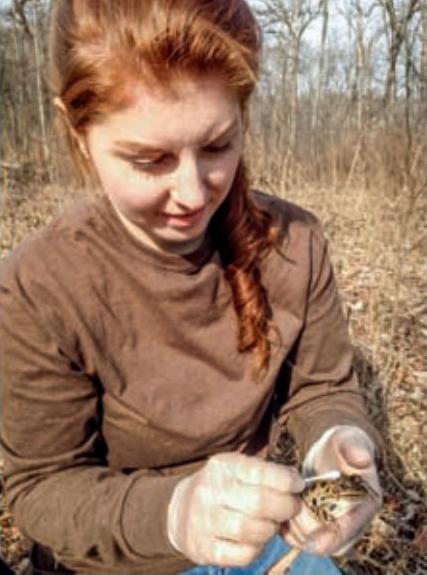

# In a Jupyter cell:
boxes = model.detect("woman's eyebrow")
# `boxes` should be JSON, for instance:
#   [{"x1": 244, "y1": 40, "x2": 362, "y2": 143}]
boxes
[{"x1": 112, "y1": 118, "x2": 240, "y2": 154}]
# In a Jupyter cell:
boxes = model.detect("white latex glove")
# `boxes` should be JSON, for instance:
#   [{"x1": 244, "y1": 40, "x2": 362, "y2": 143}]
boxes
[
  {"x1": 168, "y1": 452, "x2": 304, "y2": 567},
  {"x1": 282, "y1": 426, "x2": 382, "y2": 556}
]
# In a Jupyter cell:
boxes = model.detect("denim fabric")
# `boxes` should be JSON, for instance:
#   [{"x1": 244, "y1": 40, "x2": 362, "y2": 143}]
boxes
[
  {"x1": 178, "y1": 536, "x2": 342, "y2": 575},
  {"x1": 29, "y1": 536, "x2": 342, "y2": 575}
]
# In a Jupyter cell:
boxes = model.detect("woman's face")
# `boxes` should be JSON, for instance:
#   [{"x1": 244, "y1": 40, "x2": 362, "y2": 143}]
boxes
[{"x1": 84, "y1": 74, "x2": 244, "y2": 254}]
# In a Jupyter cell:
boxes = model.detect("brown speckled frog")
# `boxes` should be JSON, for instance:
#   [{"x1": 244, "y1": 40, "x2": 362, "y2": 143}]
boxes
[
  {"x1": 267, "y1": 471, "x2": 380, "y2": 575},
  {"x1": 302, "y1": 472, "x2": 379, "y2": 524}
]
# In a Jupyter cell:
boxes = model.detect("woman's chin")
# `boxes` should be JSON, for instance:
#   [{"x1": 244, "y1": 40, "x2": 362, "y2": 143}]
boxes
[{"x1": 153, "y1": 231, "x2": 207, "y2": 255}]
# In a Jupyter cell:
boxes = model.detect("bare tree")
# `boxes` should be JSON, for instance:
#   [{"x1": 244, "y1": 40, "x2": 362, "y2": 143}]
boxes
[
  {"x1": 256, "y1": 0, "x2": 326, "y2": 150},
  {"x1": 1, "y1": 0, "x2": 425, "y2": 193},
  {"x1": 311, "y1": 0, "x2": 329, "y2": 154},
  {"x1": 10, "y1": 0, "x2": 32, "y2": 36},
  {"x1": 352, "y1": 0, "x2": 378, "y2": 129},
  {"x1": 7, "y1": 0, "x2": 50, "y2": 172},
  {"x1": 377, "y1": 0, "x2": 421, "y2": 107},
  {"x1": 420, "y1": 1, "x2": 427, "y2": 132}
]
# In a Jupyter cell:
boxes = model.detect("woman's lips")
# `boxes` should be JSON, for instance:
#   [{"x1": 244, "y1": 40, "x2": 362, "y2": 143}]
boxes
[{"x1": 161, "y1": 207, "x2": 206, "y2": 227}]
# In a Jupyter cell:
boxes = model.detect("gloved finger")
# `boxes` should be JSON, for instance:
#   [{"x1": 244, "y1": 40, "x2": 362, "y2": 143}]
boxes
[
  {"x1": 282, "y1": 519, "x2": 309, "y2": 549},
  {"x1": 210, "y1": 538, "x2": 261, "y2": 567},
  {"x1": 316, "y1": 427, "x2": 376, "y2": 477},
  {"x1": 357, "y1": 470, "x2": 383, "y2": 503},
  {"x1": 304, "y1": 524, "x2": 358, "y2": 556},
  {"x1": 209, "y1": 453, "x2": 305, "y2": 494},
  {"x1": 221, "y1": 480, "x2": 302, "y2": 522},
  {"x1": 283, "y1": 520, "x2": 339, "y2": 556},
  {"x1": 286, "y1": 503, "x2": 324, "y2": 538},
  {"x1": 334, "y1": 429, "x2": 376, "y2": 469},
  {"x1": 333, "y1": 495, "x2": 378, "y2": 540},
  {"x1": 331, "y1": 533, "x2": 365, "y2": 557},
  {"x1": 281, "y1": 502, "x2": 324, "y2": 550},
  {"x1": 304, "y1": 498, "x2": 377, "y2": 556},
  {"x1": 213, "y1": 506, "x2": 278, "y2": 545}
]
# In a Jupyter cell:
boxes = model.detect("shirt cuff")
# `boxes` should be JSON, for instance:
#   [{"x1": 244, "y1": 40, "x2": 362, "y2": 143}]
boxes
[
  {"x1": 122, "y1": 471, "x2": 187, "y2": 559},
  {"x1": 302, "y1": 425, "x2": 376, "y2": 477}
]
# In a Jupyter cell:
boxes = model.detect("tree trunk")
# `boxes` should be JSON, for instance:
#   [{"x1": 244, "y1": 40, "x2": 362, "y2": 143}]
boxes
[
  {"x1": 33, "y1": 0, "x2": 50, "y2": 172},
  {"x1": 380, "y1": 0, "x2": 420, "y2": 108},
  {"x1": 312, "y1": 0, "x2": 329, "y2": 160},
  {"x1": 420, "y1": 2, "x2": 427, "y2": 132},
  {"x1": 355, "y1": 0, "x2": 366, "y2": 130},
  {"x1": 288, "y1": 33, "x2": 299, "y2": 152}
]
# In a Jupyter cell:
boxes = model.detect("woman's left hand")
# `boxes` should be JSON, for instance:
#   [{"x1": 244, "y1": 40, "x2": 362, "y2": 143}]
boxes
[{"x1": 281, "y1": 426, "x2": 382, "y2": 556}]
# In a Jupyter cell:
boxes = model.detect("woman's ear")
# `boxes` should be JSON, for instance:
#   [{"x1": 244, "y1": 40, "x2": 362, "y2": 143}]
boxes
[{"x1": 53, "y1": 97, "x2": 90, "y2": 160}]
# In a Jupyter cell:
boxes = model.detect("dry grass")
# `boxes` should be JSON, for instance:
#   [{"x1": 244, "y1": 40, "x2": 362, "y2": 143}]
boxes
[
  {"x1": 0, "y1": 161, "x2": 426, "y2": 573},
  {"x1": 253, "y1": 146, "x2": 427, "y2": 574},
  {"x1": 285, "y1": 185, "x2": 425, "y2": 574}
]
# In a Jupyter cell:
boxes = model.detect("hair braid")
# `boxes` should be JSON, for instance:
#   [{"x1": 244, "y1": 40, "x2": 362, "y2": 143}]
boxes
[{"x1": 211, "y1": 161, "x2": 281, "y2": 380}]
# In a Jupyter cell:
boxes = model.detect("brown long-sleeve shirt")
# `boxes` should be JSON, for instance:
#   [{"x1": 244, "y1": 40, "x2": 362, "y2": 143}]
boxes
[{"x1": 0, "y1": 190, "x2": 381, "y2": 574}]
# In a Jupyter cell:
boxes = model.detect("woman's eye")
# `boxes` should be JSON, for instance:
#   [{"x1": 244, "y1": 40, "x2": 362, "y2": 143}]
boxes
[
  {"x1": 203, "y1": 142, "x2": 232, "y2": 154},
  {"x1": 130, "y1": 157, "x2": 165, "y2": 171},
  {"x1": 127, "y1": 143, "x2": 232, "y2": 172}
]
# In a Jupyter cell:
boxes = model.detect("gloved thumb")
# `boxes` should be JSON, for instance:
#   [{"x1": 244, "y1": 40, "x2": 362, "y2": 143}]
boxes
[{"x1": 337, "y1": 433, "x2": 374, "y2": 470}]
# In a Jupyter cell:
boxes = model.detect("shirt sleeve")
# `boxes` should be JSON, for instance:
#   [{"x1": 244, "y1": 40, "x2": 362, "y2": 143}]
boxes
[
  {"x1": 0, "y1": 257, "x2": 193, "y2": 574},
  {"x1": 277, "y1": 221, "x2": 383, "y2": 461}
]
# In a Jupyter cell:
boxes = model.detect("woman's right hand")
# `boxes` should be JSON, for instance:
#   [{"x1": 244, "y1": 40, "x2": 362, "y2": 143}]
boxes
[{"x1": 167, "y1": 452, "x2": 304, "y2": 567}]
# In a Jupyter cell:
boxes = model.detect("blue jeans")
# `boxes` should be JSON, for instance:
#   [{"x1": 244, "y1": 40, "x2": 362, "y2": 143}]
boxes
[
  {"x1": 29, "y1": 537, "x2": 342, "y2": 575},
  {"x1": 179, "y1": 536, "x2": 342, "y2": 575}
]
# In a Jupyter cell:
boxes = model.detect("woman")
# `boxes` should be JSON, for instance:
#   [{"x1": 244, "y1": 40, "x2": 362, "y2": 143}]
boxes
[{"x1": 0, "y1": 1, "x2": 382, "y2": 574}]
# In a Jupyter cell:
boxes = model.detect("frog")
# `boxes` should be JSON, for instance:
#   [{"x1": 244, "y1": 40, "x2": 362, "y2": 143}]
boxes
[
  {"x1": 302, "y1": 473, "x2": 380, "y2": 524},
  {"x1": 267, "y1": 472, "x2": 380, "y2": 575}
]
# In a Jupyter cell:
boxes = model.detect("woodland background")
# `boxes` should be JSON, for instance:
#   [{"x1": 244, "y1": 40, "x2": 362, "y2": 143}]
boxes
[{"x1": 0, "y1": 1, "x2": 426, "y2": 574}]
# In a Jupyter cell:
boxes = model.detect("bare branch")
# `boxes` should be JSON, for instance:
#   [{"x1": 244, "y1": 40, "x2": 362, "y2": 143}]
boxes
[{"x1": 9, "y1": 0, "x2": 33, "y2": 37}]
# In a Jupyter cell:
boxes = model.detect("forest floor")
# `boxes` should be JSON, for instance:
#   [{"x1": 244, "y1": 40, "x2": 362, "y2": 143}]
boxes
[{"x1": 1, "y1": 179, "x2": 426, "y2": 575}]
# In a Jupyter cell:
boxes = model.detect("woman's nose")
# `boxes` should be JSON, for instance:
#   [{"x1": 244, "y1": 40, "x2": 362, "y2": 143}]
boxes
[{"x1": 171, "y1": 156, "x2": 208, "y2": 211}]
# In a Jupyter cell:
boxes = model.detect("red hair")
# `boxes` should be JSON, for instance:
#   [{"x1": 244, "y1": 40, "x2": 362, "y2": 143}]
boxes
[{"x1": 49, "y1": 0, "x2": 281, "y2": 380}]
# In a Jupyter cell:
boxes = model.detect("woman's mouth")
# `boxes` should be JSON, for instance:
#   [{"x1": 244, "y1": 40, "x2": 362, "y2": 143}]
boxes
[{"x1": 161, "y1": 207, "x2": 206, "y2": 227}]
